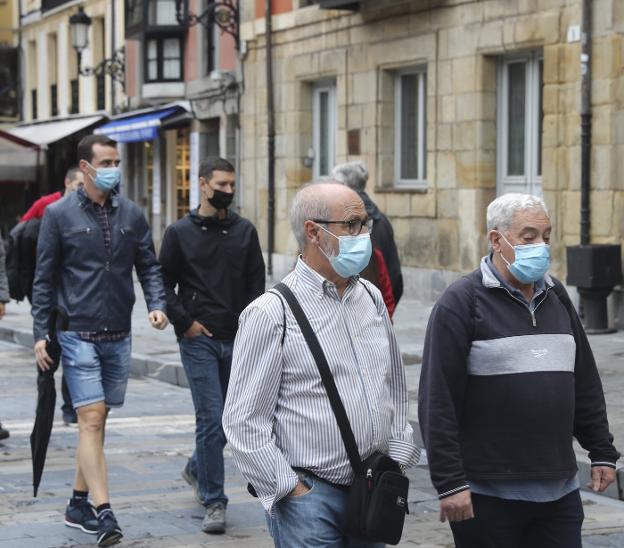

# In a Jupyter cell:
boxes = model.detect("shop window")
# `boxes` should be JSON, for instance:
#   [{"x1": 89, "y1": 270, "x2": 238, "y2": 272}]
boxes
[{"x1": 176, "y1": 128, "x2": 190, "y2": 219}]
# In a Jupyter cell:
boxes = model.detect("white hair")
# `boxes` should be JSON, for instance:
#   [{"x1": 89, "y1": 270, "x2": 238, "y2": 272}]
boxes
[
  {"x1": 289, "y1": 181, "x2": 336, "y2": 250},
  {"x1": 486, "y1": 193, "x2": 549, "y2": 232},
  {"x1": 331, "y1": 161, "x2": 368, "y2": 191}
]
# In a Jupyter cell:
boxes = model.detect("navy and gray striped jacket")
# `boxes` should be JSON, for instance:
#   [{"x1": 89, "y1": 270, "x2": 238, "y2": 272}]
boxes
[{"x1": 419, "y1": 257, "x2": 619, "y2": 500}]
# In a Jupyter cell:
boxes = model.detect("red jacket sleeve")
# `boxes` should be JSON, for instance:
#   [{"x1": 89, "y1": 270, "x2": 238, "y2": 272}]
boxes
[
  {"x1": 21, "y1": 192, "x2": 62, "y2": 222},
  {"x1": 373, "y1": 247, "x2": 396, "y2": 319}
]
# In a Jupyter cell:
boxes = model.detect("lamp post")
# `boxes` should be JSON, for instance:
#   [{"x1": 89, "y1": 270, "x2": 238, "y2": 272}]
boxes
[
  {"x1": 174, "y1": 0, "x2": 239, "y2": 49},
  {"x1": 69, "y1": 7, "x2": 126, "y2": 92}
]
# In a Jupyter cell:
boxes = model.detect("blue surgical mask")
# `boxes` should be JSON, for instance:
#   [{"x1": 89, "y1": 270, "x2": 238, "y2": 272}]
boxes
[
  {"x1": 87, "y1": 162, "x2": 121, "y2": 192},
  {"x1": 499, "y1": 232, "x2": 551, "y2": 284},
  {"x1": 318, "y1": 224, "x2": 372, "y2": 278}
]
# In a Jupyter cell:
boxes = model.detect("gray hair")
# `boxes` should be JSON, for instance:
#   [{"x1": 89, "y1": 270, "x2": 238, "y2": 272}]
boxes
[
  {"x1": 289, "y1": 181, "x2": 341, "y2": 250},
  {"x1": 331, "y1": 161, "x2": 368, "y2": 192},
  {"x1": 486, "y1": 193, "x2": 549, "y2": 232}
]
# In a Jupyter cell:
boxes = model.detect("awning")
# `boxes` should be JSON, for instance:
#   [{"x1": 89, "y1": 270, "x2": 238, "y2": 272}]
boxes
[
  {"x1": 0, "y1": 129, "x2": 40, "y2": 183},
  {"x1": 7, "y1": 115, "x2": 105, "y2": 147},
  {"x1": 94, "y1": 105, "x2": 188, "y2": 143}
]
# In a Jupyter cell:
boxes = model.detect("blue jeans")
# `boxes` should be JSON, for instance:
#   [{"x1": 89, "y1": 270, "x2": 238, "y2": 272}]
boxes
[
  {"x1": 57, "y1": 331, "x2": 132, "y2": 408},
  {"x1": 266, "y1": 470, "x2": 385, "y2": 548},
  {"x1": 179, "y1": 334, "x2": 232, "y2": 507}
]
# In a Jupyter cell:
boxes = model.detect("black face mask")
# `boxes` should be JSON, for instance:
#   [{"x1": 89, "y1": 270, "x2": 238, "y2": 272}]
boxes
[{"x1": 208, "y1": 189, "x2": 234, "y2": 210}]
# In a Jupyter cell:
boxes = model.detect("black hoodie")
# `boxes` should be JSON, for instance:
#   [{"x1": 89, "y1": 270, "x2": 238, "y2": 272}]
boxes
[{"x1": 159, "y1": 208, "x2": 265, "y2": 340}]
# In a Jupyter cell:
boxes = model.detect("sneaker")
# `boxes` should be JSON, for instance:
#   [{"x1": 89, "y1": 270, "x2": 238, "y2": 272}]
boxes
[
  {"x1": 202, "y1": 502, "x2": 226, "y2": 534},
  {"x1": 0, "y1": 423, "x2": 9, "y2": 441},
  {"x1": 64, "y1": 498, "x2": 98, "y2": 534},
  {"x1": 181, "y1": 461, "x2": 202, "y2": 504},
  {"x1": 96, "y1": 509, "x2": 123, "y2": 547}
]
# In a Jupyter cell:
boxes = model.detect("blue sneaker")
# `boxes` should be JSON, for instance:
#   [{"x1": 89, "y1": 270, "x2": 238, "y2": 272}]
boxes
[
  {"x1": 96, "y1": 509, "x2": 123, "y2": 547},
  {"x1": 64, "y1": 498, "x2": 98, "y2": 534}
]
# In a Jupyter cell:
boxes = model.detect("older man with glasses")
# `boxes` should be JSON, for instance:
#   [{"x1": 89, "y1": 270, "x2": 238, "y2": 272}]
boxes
[{"x1": 223, "y1": 180, "x2": 419, "y2": 547}]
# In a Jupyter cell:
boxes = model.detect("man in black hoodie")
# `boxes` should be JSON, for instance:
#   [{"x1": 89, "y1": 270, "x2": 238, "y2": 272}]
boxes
[{"x1": 159, "y1": 157, "x2": 265, "y2": 535}]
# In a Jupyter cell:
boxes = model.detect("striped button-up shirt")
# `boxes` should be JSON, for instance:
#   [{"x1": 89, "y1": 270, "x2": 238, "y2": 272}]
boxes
[{"x1": 223, "y1": 258, "x2": 419, "y2": 512}]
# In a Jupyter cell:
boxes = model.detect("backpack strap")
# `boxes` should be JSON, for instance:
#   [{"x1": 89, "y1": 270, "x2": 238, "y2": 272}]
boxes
[{"x1": 267, "y1": 289, "x2": 287, "y2": 346}]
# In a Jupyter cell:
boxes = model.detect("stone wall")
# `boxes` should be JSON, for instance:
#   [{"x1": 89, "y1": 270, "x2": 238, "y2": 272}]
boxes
[{"x1": 239, "y1": 0, "x2": 624, "y2": 286}]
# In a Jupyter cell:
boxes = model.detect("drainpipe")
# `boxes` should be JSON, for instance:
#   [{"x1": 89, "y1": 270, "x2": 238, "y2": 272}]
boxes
[
  {"x1": 565, "y1": 0, "x2": 622, "y2": 333},
  {"x1": 110, "y1": 0, "x2": 117, "y2": 113},
  {"x1": 266, "y1": 0, "x2": 275, "y2": 277},
  {"x1": 579, "y1": 0, "x2": 591, "y2": 245}
]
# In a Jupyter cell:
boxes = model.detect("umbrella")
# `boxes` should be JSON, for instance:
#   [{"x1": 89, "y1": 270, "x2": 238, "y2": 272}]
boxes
[{"x1": 30, "y1": 309, "x2": 65, "y2": 497}]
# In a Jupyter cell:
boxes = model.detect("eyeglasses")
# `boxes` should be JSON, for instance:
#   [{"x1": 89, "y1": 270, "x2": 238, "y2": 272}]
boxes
[{"x1": 313, "y1": 218, "x2": 373, "y2": 236}]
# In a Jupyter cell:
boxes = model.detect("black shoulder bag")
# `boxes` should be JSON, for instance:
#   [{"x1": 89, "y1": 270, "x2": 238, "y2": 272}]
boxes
[{"x1": 273, "y1": 282, "x2": 409, "y2": 545}]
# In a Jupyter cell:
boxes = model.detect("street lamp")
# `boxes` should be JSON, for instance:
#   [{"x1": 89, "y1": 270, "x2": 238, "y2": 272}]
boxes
[
  {"x1": 69, "y1": 7, "x2": 126, "y2": 91},
  {"x1": 174, "y1": 0, "x2": 239, "y2": 49}
]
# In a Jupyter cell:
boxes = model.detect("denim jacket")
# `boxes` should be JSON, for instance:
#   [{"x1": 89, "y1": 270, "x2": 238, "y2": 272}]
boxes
[{"x1": 32, "y1": 189, "x2": 166, "y2": 341}]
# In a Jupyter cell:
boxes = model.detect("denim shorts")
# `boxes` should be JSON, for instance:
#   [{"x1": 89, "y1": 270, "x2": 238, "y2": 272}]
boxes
[{"x1": 57, "y1": 331, "x2": 132, "y2": 409}]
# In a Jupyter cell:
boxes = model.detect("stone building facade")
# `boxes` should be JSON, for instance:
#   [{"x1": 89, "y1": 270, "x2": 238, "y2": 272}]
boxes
[{"x1": 238, "y1": 0, "x2": 624, "y2": 302}]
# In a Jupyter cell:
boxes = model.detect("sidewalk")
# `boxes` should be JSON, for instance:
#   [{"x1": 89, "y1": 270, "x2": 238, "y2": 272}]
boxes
[{"x1": 2, "y1": 281, "x2": 624, "y2": 502}]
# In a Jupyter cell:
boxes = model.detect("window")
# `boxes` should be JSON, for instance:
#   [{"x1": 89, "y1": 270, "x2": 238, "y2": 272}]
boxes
[
  {"x1": 312, "y1": 83, "x2": 336, "y2": 179},
  {"x1": 497, "y1": 52, "x2": 543, "y2": 195},
  {"x1": 96, "y1": 73, "x2": 106, "y2": 110},
  {"x1": 70, "y1": 79, "x2": 79, "y2": 114},
  {"x1": 204, "y1": 22, "x2": 216, "y2": 76},
  {"x1": 126, "y1": 0, "x2": 143, "y2": 30},
  {"x1": 145, "y1": 36, "x2": 183, "y2": 82},
  {"x1": 148, "y1": 0, "x2": 178, "y2": 26},
  {"x1": 31, "y1": 90, "x2": 37, "y2": 119},
  {"x1": 394, "y1": 67, "x2": 427, "y2": 187},
  {"x1": 50, "y1": 84, "x2": 58, "y2": 116}
]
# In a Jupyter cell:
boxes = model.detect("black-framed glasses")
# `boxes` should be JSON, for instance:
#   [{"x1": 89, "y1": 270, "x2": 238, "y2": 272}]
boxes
[{"x1": 313, "y1": 218, "x2": 373, "y2": 236}]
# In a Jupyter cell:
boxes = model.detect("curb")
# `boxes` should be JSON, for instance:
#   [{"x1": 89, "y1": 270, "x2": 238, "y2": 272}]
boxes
[
  {"x1": 2, "y1": 323, "x2": 623, "y2": 503},
  {"x1": 0, "y1": 324, "x2": 189, "y2": 388}
]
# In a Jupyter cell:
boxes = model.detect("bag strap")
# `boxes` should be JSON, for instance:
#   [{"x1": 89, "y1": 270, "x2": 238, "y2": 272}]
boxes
[{"x1": 273, "y1": 282, "x2": 363, "y2": 474}]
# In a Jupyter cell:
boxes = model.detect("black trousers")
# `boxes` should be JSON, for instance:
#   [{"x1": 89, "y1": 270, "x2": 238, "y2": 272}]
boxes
[{"x1": 450, "y1": 490, "x2": 584, "y2": 548}]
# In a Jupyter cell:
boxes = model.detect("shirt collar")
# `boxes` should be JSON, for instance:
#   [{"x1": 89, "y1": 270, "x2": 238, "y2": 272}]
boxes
[
  {"x1": 481, "y1": 255, "x2": 552, "y2": 299},
  {"x1": 77, "y1": 185, "x2": 118, "y2": 209},
  {"x1": 294, "y1": 256, "x2": 359, "y2": 299}
]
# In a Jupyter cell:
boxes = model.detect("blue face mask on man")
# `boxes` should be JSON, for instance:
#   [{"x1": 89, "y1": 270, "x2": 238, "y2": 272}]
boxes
[
  {"x1": 318, "y1": 224, "x2": 372, "y2": 279},
  {"x1": 498, "y1": 232, "x2": 551, "y2": 284},
  {"x1": 87, "y1": 162, "x2": 121, "y2": 193}
]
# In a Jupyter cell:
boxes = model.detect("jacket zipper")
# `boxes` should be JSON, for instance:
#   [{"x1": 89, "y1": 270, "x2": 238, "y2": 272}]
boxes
[{"x1": 496, "y1": 286, "x2": 551, "y2": 328}]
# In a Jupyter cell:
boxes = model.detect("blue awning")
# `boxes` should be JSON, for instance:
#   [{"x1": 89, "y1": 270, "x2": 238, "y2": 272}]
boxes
[{"x1": 94, "y1": 107, "x2": 179, "y2": 143}]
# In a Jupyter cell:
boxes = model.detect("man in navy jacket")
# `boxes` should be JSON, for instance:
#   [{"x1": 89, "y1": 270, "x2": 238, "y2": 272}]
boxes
[{"x1": 419, "y1": 193, "x2": 619, "y2": 548}]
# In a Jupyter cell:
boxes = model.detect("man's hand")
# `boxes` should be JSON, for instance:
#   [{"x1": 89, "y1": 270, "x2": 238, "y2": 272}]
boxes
[
  {"x1": 0, "y1": 302, "x2": 5, "y2": 320},
  {"x1": 184, "y1": 320, "x2": 213, "y2": 338},
  {"x1": 288, "y1": 480, "x2": 311, "y2": 498},
  {"x1": 148, "y1": 310, "x2": 169, "y2": 330},
  {"x1": 439, "y1": 490, "x2": 474, "y2": 523},
  {"x1": 588, "y1": 466, "x2": 617, "y2": 493},
  {"x1": 34, "y1": 339, "x2": 54, "y2": 371}
]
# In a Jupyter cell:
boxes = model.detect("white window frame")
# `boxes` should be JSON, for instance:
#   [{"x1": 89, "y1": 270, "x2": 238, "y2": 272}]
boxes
[
  {"x1": 496, "y1": 52, "x2": 543, "y2": 196},
  {"x1": 394, "y1": 66, "x2": 427, "y2": 188},
  {"x1": 312, "y1": 82, "x2": 336, "y2": 180}
]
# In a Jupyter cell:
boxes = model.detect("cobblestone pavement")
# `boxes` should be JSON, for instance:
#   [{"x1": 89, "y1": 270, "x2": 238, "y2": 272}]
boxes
[{"x1": 2, "y1": 305, "x2": 624, "y2": 546}]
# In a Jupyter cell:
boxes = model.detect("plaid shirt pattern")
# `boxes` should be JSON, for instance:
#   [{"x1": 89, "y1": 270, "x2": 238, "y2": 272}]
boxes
[{"x1": 77, "y1": 187, "x2": 130, "y2": 343}]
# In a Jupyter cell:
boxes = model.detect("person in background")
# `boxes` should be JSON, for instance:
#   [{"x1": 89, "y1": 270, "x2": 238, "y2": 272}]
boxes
[
  {"x1": 332, "y1": 161, "x2": 403, "y2": 314},
  {"x1": 0, "y1": 237, "x2": 10, "y2": 440}
]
